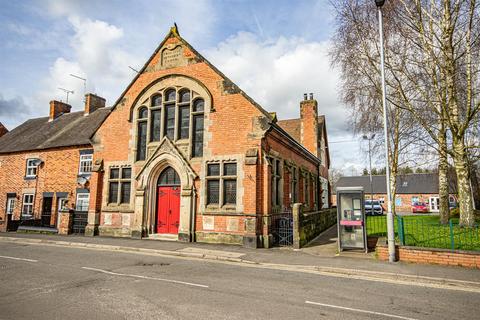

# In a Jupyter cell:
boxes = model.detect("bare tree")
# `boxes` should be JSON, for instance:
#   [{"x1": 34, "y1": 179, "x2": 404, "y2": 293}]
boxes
[{"x1": 331, "y1": 0, "x2": 480, "y2": 226}]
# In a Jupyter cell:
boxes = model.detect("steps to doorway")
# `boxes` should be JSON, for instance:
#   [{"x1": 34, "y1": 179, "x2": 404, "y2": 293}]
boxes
[{"x1": 148, "y1": 233, "x2": 178, "y2": 241}]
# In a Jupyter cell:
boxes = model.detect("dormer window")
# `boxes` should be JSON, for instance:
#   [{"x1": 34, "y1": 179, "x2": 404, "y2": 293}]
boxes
[{"x1": 25, "y1": 159, "x2": 38, "y2": 178}]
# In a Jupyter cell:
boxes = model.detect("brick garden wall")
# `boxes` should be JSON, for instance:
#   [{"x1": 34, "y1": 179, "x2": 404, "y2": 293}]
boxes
[{"x1": 376, "y1": 239, "x2": 480, "y2": 269}]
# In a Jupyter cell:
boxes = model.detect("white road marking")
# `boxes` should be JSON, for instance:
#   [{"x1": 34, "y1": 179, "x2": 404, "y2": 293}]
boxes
[
  {"x1": 81, "y1": 266, "x2": 209, "y2": 288},
  {"x1": 305, "y1": 301, "x2": 420, "y2": 320},
  {"x1": 0, "y1": 255, "x2": 38, "y2": 263}
]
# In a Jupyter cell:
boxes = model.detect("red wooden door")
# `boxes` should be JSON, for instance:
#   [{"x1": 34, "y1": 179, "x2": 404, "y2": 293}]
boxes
[{"x1": 157, "y1": 186, "x2": 180, "y2": 234}]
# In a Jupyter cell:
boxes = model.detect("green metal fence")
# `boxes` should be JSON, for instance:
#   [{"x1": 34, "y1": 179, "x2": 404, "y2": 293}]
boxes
[{"x1": 366, "y1": 215, "x2": 480, "y2": 251}]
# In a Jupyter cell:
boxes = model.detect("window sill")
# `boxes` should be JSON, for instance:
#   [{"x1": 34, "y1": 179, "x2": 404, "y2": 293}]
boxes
[
  {"x1": 77, "y1": 173, "x2": 92, "y2": 178},
  {"x1": 24, "y1": 176, "x2": 37, "y2": 181},
  {"x1": 205, "y1": 205, "x2": 237, "y2": 213}
]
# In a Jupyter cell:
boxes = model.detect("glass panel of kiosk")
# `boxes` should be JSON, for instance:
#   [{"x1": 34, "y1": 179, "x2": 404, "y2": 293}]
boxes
[{"x1": 336, "y1": 187, "x2": 367, "y2": 252}]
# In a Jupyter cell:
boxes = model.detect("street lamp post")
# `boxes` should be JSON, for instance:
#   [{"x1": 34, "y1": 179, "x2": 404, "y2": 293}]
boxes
[
  {"x1": 363, "y1": 134, "x2": 375, "y2": 204},
  {"x1": 375, "y1": 0, "x2": 396, "y2": 262}
]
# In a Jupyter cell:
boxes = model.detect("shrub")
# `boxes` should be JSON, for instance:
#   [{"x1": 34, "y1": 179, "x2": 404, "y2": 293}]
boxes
[{"x1": 449, "y1": 207, "x2": 460, "y2": 218}]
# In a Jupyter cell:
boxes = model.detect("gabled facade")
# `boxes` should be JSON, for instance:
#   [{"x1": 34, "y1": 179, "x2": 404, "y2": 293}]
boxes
[
  {"x1": 85, "y1": 26, "x2": 331, "y2": 247},
  {"x1": 0, "y1": 95, "x2": 109, "y2": 232}
]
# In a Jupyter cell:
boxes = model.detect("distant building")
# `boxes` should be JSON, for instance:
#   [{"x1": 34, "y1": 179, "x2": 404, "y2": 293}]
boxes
[{"x1": 333, "y1": 173, "x2": 458, "y2": 213}]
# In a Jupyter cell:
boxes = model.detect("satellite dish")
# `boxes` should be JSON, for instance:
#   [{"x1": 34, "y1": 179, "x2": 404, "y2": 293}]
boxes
[{"x1": 77, "y1": 177, "x2": 87, "y2": 185}]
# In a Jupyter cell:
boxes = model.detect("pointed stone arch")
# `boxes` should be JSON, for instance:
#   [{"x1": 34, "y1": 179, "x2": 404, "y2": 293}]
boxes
[{"x1": 132, "y1": 137, "x2": 197, "y2": 241}]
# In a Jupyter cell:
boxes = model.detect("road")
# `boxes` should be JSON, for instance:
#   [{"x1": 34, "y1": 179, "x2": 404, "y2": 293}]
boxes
[{"x1": 0, "y1": 241, "x2": 478, "y2": 320}]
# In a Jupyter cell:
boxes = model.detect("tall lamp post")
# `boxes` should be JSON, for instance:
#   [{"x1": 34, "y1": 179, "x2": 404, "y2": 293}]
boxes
[
  {"x1": 375, "y1": 0, "x2": 396, "y2": 262},
  {"x1": 363, "y1": 134, "x2": 375, "y2": 204}
]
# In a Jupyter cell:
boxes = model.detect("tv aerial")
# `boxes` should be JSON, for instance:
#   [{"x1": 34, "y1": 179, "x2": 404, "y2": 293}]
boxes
[
  {"x1": 58, "y1": 87, "x2": 74, "y2": 103},
  {"x1": 70, "y1": 74, "x2": 87, "y2": 102}
]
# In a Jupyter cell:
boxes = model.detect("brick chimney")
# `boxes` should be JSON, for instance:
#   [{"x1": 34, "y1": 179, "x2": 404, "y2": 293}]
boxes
[
  {"x1": 49, "y1": 100, "x2": 71, "y2": 122},
  {"x1": 84, "y1": 93, "x2": 106, "y2": 115},
  {"x1": 300, "y1": 93, "x2": 319, "y2": 157},
  {"x1": 0, "y1": 122, "x2": 8, "y2": 137}
]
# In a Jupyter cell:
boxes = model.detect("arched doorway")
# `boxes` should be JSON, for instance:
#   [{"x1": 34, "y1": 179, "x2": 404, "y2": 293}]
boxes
[{"x1": 156, "y1": 167, "x2": 181, "y2": 234}]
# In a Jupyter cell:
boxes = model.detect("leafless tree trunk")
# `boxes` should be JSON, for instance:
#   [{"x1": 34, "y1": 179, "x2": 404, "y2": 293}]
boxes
[{"x1": 330, "y1": 0, "x2": 480, "y2": 226}]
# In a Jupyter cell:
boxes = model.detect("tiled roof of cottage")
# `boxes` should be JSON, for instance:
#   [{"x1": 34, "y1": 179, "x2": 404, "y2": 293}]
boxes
[{"x1": 0, "y1": 108, "x2": 111, "y2": 154}]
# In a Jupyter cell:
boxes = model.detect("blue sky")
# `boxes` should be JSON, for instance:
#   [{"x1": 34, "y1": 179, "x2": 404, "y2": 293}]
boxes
[{"x1": 0, "y1": 0, "x2": 367, "y2": 173}]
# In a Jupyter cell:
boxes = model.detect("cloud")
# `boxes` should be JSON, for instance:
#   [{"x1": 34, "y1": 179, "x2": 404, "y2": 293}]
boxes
[
  {"x1": 204, "y1": 32, "x2": 355, "y2": 169},
  {"x1": 34, "y1": 15, "x2": 141, "y2": 112},
  {"x1": 0, "y1": 95, "x2": 33, "y2": 130}
]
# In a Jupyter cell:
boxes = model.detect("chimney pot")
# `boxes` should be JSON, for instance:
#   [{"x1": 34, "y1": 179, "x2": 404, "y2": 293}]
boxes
[
  {"x1": 303, "y1": 93, "x2": 308, "y2": 101},
  {"x1": 84, "y1": 93, "x2": 106, "y2": 115},
  {"x1": 49, "y1": 100, "x2": 71, "y2": 122},
  {"x1": 309, "y1": 93, "x2": 313, "y2": 100}
]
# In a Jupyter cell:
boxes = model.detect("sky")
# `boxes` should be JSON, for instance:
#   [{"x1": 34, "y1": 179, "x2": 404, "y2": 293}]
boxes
[{"x1": 0, "y1": 0, "x2": 372, "y2": 174}]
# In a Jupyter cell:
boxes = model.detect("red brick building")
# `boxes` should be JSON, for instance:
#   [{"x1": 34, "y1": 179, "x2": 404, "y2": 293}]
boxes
[
  {"x1": 0, "y1": 26, "x2": 330, "y2": 248},
  {"x1": 83, "y1": 26, "x2": 330, "y2": 247},
  {"x1": 0, "y1": 96, "x2": 109, "y2": 232}
]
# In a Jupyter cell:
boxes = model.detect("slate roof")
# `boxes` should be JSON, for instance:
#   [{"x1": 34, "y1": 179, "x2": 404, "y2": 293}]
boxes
[
  {"x1": 335, "y1": 173, "x2": 457, "y2": 194},
  {"x1": 0, "y1": 108, "x2": 111, "y2": 154}
]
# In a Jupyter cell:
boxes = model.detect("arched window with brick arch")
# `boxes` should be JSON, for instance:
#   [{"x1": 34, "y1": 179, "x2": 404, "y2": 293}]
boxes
[{"x1": 134, "y1": 83, "x2": 207, "y2": 161}]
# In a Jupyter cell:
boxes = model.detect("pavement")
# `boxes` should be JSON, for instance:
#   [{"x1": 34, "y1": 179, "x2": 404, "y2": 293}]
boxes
[
  {"x1": 0, "y1": 231, "x2": 479, "y2": 286},
  {"x1": 0, "y1": 234, "x2": 479, "y2": 320}
]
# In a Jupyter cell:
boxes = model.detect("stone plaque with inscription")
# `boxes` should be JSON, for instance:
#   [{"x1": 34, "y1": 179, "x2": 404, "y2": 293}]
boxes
[{"x1": 162, "y1": 46, "x2": 183, "y2": 68}]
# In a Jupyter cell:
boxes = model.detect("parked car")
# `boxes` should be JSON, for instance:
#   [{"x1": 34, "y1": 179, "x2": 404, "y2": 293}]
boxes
[
  {"x1": 365, "y1": 200, "x2": 384, "y2": 216},
  {"x1": 412, "y1": 202, "x2": 429, "y2": 213}
]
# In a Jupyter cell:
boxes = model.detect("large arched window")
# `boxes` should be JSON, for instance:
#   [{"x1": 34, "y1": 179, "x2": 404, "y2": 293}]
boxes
[
  {"x1": 135, "y1": 87, "x2": 205, "y2": 161},
  {"x1": 158, "y1": 167, "x2": 180, "y2": 186}
]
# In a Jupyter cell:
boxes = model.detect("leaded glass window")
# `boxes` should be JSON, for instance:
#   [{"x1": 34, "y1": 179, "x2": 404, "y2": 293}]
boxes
[
  {"x1": 165, "y1": 89, "x2": 176, "y2": 102},
  {"x1": 151, "y1": 109, "x2": 161, "y2": 141},
  {"x1": 135, "y1": 88, "x2": 206, "y2": 162},
  {"x1": 158, "y1": 167, "x2": 180, "y2": 186},
  {"x1": 206, "y1": 162, "x2": 237, "y2": 207},
  {"x1": 137, "y1": 121, "x2": 147, "y2": 161},
  {"x1": 164, "y1": 104, "x2": 175, "y2": 139},
  {"x1": 108, "y1": 167, "x2": 131, "y2": 205},
  {"x1": 179, "y1": 106, "x2": 190, "y2": 139}
]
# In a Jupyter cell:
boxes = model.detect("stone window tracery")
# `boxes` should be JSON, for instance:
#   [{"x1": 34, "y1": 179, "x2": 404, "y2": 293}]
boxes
[{"x1": 135, "y1": 87, "x2": 205, "y2": 161}]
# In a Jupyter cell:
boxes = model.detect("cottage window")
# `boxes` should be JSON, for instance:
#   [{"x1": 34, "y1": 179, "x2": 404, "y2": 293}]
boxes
[
  {"x1": 271, "y1": 159, "x2": 282, "y2": 207},
  {"x1": 135, "y1": 88, "x2": 205, "y2": 160},
  {"x1": 75, "y1": 193, "x2": 90, "y2": 212},
  {"x1": 58, "y1": 198, "x2": 68, "y2": 212},
  {"x1": 108, "y1": 167, "x2": 131, "y2": 205},
  {"x1": 206, "y1": 162, "x2": 237, "y2": 207},
  {"x1": 21, "y1": 194, "x2": 34, "y2": 218},
  {"x1": 79, "y1": 154, "x2": 93, "y2": 174},
  {"x1": 6, "y1": 197, "x2": 15, "y2": 215},
  {"x1": 25, "y1": 159, "x2": 38, "y2": 178}
]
